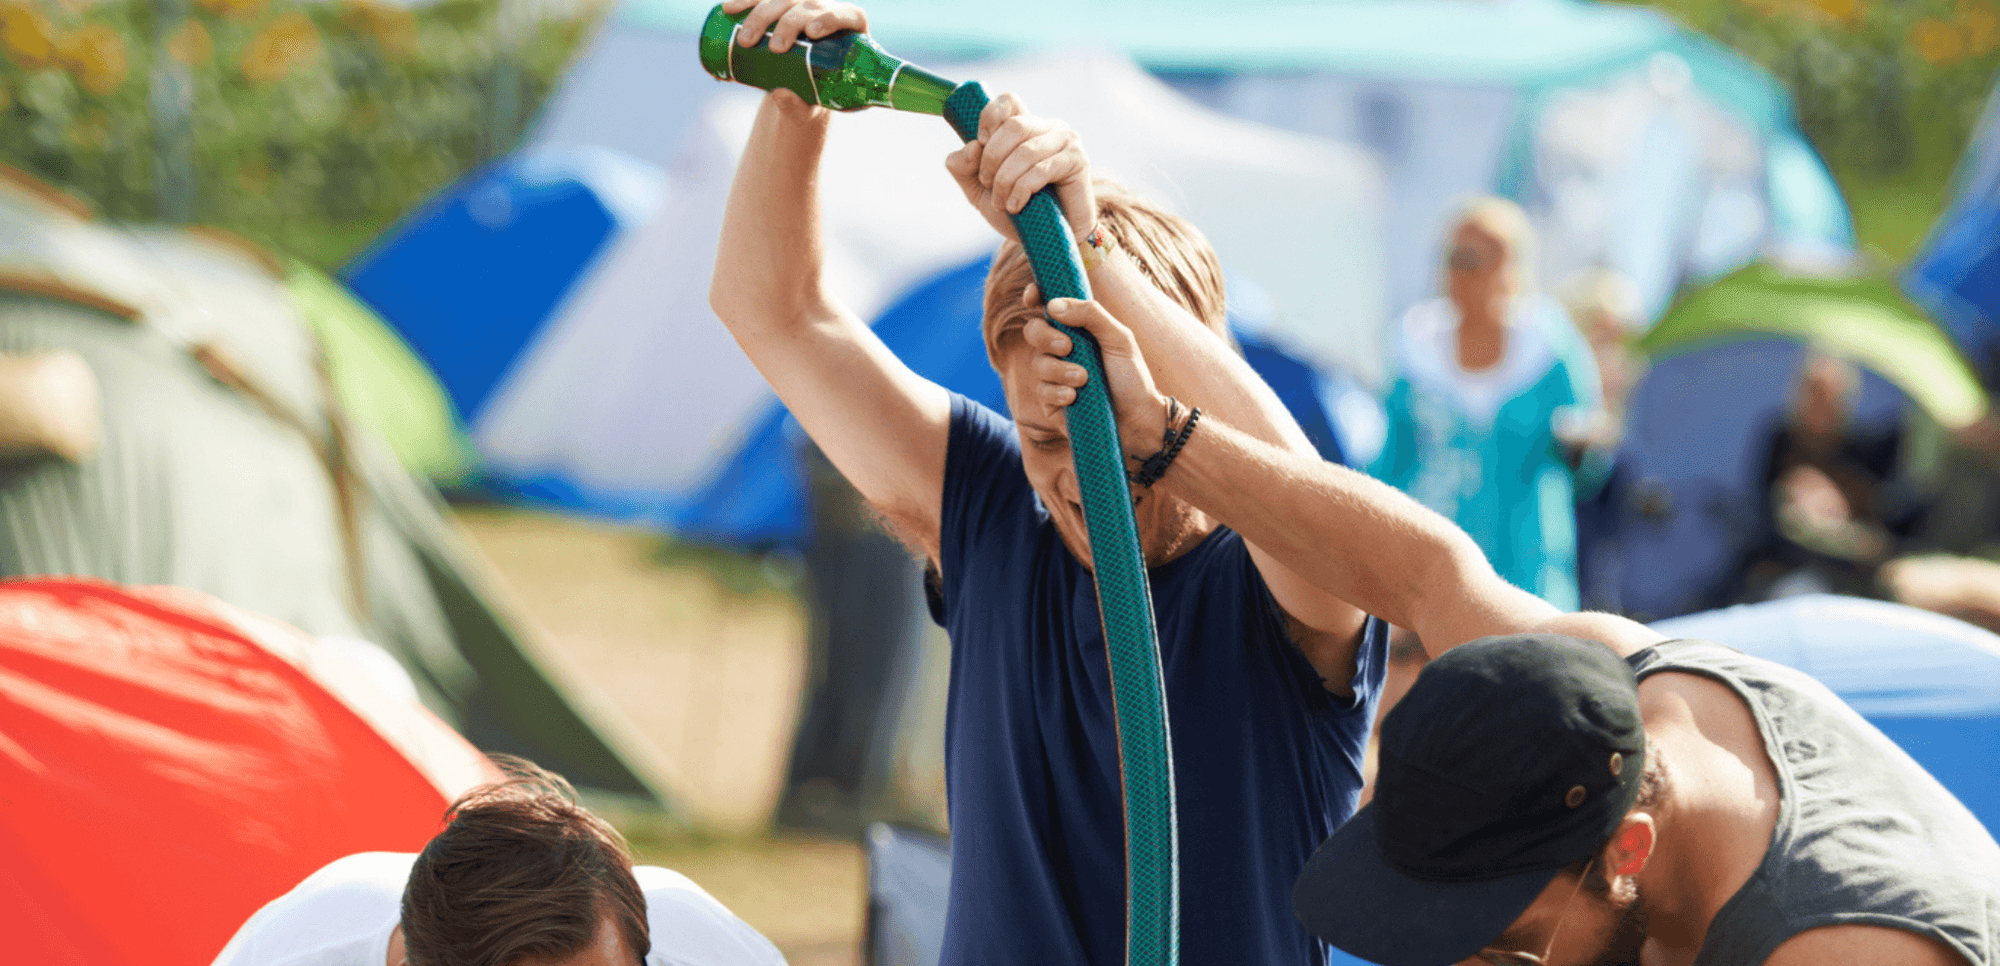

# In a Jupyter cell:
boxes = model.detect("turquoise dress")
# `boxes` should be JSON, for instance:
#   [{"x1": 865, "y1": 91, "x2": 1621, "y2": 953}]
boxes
[{"x1": 1370, "y1": 295, "x2": 1603, "y2": 610}]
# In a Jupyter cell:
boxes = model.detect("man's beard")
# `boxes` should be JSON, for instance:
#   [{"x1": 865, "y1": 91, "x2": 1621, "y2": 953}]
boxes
[{"x1": 1581, "y1": 887, "x2": 1650, "y2": 966}]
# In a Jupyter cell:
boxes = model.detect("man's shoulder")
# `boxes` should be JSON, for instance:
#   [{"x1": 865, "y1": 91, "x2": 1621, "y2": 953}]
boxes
[
  {"x1": 293, "y1": 851, "x2": 416, "y2": 894},
  {"x1": 633, "y1": 866, "x2": 787, "y2": 966},
  {"x1": 211, "y1": 853, "x2": 409, "y2": 966},
  {"x1": 1763, "y1": 923, "x2": 1975, "y2": 966}
]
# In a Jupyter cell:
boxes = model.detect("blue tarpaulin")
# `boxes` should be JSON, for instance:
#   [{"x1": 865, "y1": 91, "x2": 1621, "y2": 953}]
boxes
[{"x1": 1653, "y1": 595, "x2": 2000, "y2": 827}]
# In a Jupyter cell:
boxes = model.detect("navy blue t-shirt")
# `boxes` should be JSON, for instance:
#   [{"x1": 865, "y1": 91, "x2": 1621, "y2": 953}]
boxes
[{"x1": 930, "y1": 394, "x2": 1388, "y2": 966}]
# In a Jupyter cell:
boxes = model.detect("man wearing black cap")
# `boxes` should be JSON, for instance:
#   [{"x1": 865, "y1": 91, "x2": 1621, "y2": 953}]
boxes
[{"x1": 1021, "y1": 299, "x2": 2000, "y2": 966}]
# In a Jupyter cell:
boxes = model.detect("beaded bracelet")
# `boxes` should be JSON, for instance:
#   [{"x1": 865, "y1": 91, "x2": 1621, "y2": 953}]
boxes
[
  {"x1": 1078, "y1": 223, "x2": 1117, "y2": 273},
  {"x1": 1131, "y1": 397, "x2": 1201, "y2": 488}
]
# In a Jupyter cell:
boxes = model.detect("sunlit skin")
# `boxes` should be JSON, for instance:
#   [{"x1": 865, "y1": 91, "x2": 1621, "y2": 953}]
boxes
[
  {"x1": 1445, "y1": 218, "x2": 1519, "y2": 373},
  {"x1": 1793, "y1": 355, "x2": 1856, "y2": 441},
  {"x1": 997, "y1": 338, "x2": 1211, "y2": 569},
  {"x1": 1458, "y1": 861, "x2": 1650, "y2": 966},
  {"x1": 385, "y1": 912, "x2": 640, "y2": 966},
  {"x1": 1023, "y1": 296, "x2": 1981, "y2": 966}
]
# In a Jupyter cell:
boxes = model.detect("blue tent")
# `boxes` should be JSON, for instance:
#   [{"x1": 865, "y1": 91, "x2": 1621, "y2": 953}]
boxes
[
  {"x1": 1653, "y1": 595, "x2": 2000, "y2": 828},
  {"x1": 677, "y1": 253, "x2": 1363, "y2": 547},
  {"x1": 344, "y1": 146, "x2": 664, "y2": 443},
  {"x1": 1592, "y1": 335, "x2": 1906, "y2": 620},
  {"x1": 1906, "y1": 78, "x2": 2000, "y2": 378}
]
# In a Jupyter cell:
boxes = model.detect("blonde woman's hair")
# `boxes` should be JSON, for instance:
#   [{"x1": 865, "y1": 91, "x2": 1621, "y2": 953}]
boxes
[{"x1": 1447, "y1": 195, "x2": 1538, "y2": 293}]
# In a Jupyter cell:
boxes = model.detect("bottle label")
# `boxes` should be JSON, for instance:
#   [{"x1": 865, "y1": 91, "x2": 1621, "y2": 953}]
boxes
[{"x1": 727, "y1": 22, "x2": 823, "y2": 106}]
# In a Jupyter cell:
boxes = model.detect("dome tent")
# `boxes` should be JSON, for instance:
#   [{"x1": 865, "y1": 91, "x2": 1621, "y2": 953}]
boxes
[
  {"x1": 362, "y1": 0, "x2": 1851, "y2": 536},
  {"x1": 1906, "y1": 76, "x2": 2000, "y2": 379},
  {"x1": 360, "y1": 44, "x2": 1385, "y2": 529},
  {"x1": 0, "y1": 172, "x2": 671, "y2": 806},
  {"x1": 0, "y1": 579, "x2": 502, "y2": 966}
]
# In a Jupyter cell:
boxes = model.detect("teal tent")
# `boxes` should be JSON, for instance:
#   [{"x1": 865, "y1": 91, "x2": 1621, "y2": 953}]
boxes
[{"x1": 568, "y1": 0, "x2": 1849, "y2": 327}]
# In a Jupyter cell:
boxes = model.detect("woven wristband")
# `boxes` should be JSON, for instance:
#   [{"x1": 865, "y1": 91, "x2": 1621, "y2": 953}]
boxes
[{"x1": 1132, "y1": 400, "x2": 1201, "y2": 488}]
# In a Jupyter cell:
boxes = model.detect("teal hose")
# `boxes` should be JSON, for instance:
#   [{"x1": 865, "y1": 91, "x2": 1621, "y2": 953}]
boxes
[{"x1": 944, "y1": 81, "x2": 1180, "y2": 966}]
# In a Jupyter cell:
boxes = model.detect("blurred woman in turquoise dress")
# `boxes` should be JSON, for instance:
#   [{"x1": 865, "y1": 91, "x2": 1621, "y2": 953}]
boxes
[{"x1": 1370, "y1": 198, "x2": 1604, "y2": 609}]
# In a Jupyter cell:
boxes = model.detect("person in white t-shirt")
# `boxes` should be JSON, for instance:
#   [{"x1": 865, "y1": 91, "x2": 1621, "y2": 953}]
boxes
[{"x1": 213, "y1": 758, "x2": 786, "y2": 966}]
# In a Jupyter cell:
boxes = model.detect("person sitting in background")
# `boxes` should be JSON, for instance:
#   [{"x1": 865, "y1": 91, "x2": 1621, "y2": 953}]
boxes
[
  {"x1": 213, "y1": 757, "x2": 784, "y2": 966},
  {"x1": 1734, "y1": 351, "x2": 1918, "y2": 602},
  {"x1": 1370, "y1": 197, "x2": 1604, "y2": 609}
]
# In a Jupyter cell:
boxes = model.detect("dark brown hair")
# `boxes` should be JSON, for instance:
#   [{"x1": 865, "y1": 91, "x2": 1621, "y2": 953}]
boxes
[
  {"x1": 981, "y1": 179, "x2": 1229, "y2": 364},
  {"x1": 401, "y1": 756, "x2": 650, "y2": 966}
]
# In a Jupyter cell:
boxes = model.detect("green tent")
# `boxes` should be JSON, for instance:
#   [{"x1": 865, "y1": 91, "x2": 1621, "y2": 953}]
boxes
[
  {"x1": 0, "y1": 219, "x2": 670, "y2": 807},
  {"x1": 1641, "y1": 263, "x2": 1988, "y2": 431},
  {"x1": 283, "y1": 261, "x2": 478, "y2": 484}
]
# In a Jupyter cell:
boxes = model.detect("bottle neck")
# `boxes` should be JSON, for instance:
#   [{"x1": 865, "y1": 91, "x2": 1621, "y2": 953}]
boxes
[{"x1": 887, "y1": 60, "x2": 957, "y2": 115}]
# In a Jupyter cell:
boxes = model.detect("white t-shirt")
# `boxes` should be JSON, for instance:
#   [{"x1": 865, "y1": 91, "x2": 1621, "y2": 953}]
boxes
[{"x1": 212, "y1": 853, "x2": 787, "y2": 966}]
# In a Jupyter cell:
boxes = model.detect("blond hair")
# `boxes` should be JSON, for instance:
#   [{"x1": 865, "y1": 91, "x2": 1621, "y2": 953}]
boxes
[
  {"x1": 1448, "y1": 195, "x2": 1537, "y2": 292},
  {"x1": 981, "y1": 180, "x2": 1227, "y2": 365}
]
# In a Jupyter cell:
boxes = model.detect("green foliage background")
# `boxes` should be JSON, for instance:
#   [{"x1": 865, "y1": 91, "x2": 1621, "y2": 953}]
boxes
[
  {"x1": 1622, "y1": 0, "x2": 2000, "y2": 261},
  {"x1": 0, "y1": 0, "x2": 597, "y2": 268},
  {"x1": 0, "y1": 0, "x2": 1995, "y2": 270}
]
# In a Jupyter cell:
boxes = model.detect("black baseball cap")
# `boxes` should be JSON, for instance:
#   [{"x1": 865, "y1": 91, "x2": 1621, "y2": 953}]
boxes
[{"x1": 1292, "y1": 634, "x2": 1647, "y2": 966}]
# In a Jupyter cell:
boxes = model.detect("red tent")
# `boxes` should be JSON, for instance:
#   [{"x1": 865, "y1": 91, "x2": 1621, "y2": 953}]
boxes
[{"x1": 0, "y1": 579, "x2": 499, "y2": 966}]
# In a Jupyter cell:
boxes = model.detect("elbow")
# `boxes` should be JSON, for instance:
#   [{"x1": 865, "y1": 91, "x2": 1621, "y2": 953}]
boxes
[
  {"x1": 707, "y1": 279, "x2": 739, "y2": 326},
  {"x1": 1398, "y1": 523, "x2": 1496, "y2": 631}
]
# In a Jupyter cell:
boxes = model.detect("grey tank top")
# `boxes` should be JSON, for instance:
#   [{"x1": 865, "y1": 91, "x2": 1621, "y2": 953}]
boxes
[{"x1": 1627, "y1": 640, "x2": 2000, "y2": 966}]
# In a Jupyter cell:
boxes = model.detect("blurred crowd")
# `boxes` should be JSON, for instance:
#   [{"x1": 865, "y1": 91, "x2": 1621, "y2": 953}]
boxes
[{"x1": 1378, "y1": 194, "x2": 2000, "y2": 637}]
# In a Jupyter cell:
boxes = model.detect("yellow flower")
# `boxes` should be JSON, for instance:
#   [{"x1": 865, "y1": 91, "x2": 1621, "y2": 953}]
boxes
[
  {"x1": 1963, "y1": 2, "x2": 1999, "y2": 56},
  {"x1": 166, "y1": 18, "x2": 211, "y2": 67},
  {"x1": 340, "y1": 0, "x2": 416, "y2": 57},
  {"x1": 60, "y1": 22, "x2": 127, "y2": 97},
  {"x1": 240, "y1": 12, "x2": 322, "y2": 85},
  {"x1": 1805, "y1": 0, "x2": 1863, "y2": 28},
  {"x1": 1910, "y1": 17, "x2": 1968, "y2": 66},
  {"x1": 0, "y1": 3, "x2": 60, "y2": 70},
  {"x1": 199, "y1": 0, "x2": 267, "y2": 22},
  {"x1": 70, "y1": 109, "x2": 110, "y2": 148}
]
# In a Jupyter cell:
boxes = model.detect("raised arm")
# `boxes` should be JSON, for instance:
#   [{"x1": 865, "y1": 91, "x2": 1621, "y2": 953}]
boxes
[
  {"x1": 946, "y1": 96, "x2": 1369, "y2": 659},
  {"x1": 707, "y1": 0, "x2": 951, "y2": 559},
  {"x1": 1025, "y1": 299, "x2": 1666, "y2": 658}
]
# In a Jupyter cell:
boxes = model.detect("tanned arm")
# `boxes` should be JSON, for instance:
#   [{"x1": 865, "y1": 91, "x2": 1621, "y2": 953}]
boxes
[
  {"x1": 708, "y1": 0, "x2": 951, "y2": 560},
  {"x1": 1024, "y1": 298, "x2": 1665, "y2": 659},
  {"x1": 948, "y1": 96, "x2": 1370, "y2": 682}
]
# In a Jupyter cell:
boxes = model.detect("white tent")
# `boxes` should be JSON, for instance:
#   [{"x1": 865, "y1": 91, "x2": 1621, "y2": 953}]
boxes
[{"x1": 478, "y1": 44, "x2": 1386, "y2": 499}]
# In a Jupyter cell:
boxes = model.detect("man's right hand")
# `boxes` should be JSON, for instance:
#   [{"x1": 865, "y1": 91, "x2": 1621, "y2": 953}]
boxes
[
  {"x1": 943, "y1": 95, "x2": 1096, "y2": 246},
  {"x1": 722, "y1": 0, "x2": 868, "y2": 56},
  {"x1": 1022, "y1": 300, "x2": 1171, "y2": 461}
]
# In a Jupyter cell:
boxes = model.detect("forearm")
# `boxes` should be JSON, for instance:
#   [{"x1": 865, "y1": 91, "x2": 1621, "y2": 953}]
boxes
[
  {"x1": 1153, "y1": 412, "x2": 1553, "y2": 646},
  {"x1": 710, "y1": 93, "x2": 840, "y2": 333},
  {"x1": 1088, "y1": 252, "x2": 1314, "y2": 455}
]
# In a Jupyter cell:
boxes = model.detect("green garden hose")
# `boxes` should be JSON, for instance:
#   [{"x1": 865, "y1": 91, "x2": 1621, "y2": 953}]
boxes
[{"x1": 944, "y1": 80, "x2": 1181, "y2": 966}]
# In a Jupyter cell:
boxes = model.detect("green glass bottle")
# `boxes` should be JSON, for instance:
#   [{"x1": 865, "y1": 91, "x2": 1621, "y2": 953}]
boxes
[{"x1": 697, "y1": 4, "x2": 958, "y2": 115}]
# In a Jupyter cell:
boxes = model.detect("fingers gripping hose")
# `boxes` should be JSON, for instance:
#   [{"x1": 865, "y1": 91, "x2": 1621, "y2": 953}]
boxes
[{"x1": 944, "y1": 81, "x2": 1181, "y2": 966}]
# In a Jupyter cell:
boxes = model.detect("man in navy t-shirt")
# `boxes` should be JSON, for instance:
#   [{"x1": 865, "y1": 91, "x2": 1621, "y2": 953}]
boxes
[{"x1": 708, "y1": 2, "x2": 1391, "y2": 962}]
